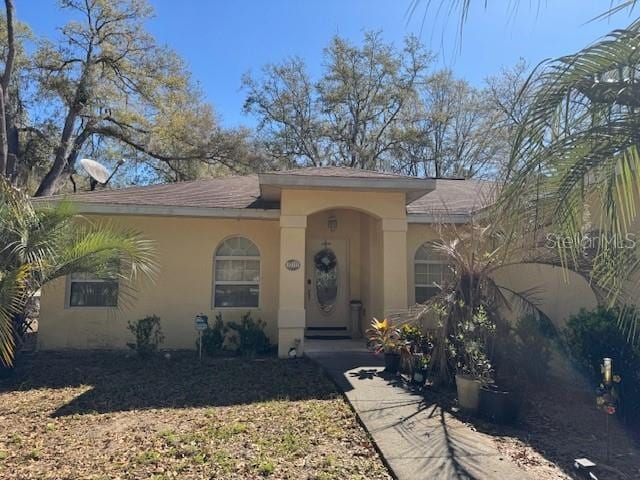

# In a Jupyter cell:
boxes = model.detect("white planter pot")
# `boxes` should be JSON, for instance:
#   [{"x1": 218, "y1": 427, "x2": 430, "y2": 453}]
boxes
[{"x1": 455, "y1": 374, "x2": 482, "y2": 412}]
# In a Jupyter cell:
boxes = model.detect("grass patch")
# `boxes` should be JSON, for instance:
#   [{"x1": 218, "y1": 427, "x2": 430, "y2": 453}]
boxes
[
  {"x1": 135, "y1": 450, "x2": 162, "y2": 464},
  {"x1": 213, "y1": 421, "x2": 247, "y2": 440},
  {"x1": 258, "y1": 461, "x2": 275, "y2": 476},
  {"x1": 27, "y1": 449, "x2": 41, "y2": 461}
]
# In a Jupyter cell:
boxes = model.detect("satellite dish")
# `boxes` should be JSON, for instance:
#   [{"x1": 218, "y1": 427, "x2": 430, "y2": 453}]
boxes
[
  {"x1": 76, "y1": 158, "x2": 126, "y2": 191},
  {"x1": 80, "y1": 158, "x2": 110, "y2": 184}
]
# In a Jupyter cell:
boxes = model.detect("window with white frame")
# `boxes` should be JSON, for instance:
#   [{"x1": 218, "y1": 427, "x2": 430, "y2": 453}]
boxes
[
  {"x1": 213, "y1": 236, "x2": 260, "y2": 308},
  {"x1": 68, "y1": 272, "x2": 119, "y2": 307},
  {"x1": 414, "y1": 242, "x2": 451, "y2": 304}
]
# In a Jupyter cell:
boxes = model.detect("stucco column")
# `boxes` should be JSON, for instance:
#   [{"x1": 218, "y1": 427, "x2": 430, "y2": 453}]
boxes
[
  {"x1": 277, "y1": 215, "x2": 307, "y2": 358},
  {"x1": 382, "y1": 218, "x2": 408, "y2": 319}
]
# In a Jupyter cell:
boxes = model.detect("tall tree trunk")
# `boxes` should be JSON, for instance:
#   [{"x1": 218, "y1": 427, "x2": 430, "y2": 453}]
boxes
[
  {"x1": 35, "y1": 34, "x2": 93, "y2": 197},
  {"x1": 34, "y1": 109, "x2": 79, "y2": 196},
  {"x1": 0, "y1": 0, "x2": 16, "y2": 181},
  {"x1": 0, "y1": 85, "x2": 8, "y2": 177},
  {"x1": 6, "y1": 124, "x2": 18, "y2": 183}
]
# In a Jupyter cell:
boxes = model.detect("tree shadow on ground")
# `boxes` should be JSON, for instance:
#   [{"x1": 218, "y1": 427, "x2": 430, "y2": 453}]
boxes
[
  {"x1": 406, "y1": 376, "x2": 640, "y2": 480},
  {"x1": 453, "y1": 380, "x2": 640, "y2": 480},
  {"x1": 0, "y1": 351, "x2": 338, "y2": 417},
  {"x1": 346, "y1": 370, "x2": 517, "y2": 479}
]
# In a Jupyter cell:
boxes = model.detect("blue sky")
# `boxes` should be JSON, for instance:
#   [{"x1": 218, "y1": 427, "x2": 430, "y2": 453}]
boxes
[{"x1": 17, "y1": 1, "x2": 635, "y2": 128}]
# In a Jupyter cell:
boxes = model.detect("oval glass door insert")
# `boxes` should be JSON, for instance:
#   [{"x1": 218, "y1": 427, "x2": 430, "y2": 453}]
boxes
[{"x1": 314, "y1": 248, "x2": 338, "y2": 314}]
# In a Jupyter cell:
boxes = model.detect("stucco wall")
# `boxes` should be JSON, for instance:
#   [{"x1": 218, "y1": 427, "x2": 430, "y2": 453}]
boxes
[
  {"x1": 492, "y1": 264, "x2": 598, "y2": 328},
  {"x1": 40, "y1": 202, "x2": 603, "y2": 351},
  {"x1": 39, "y1": 215, "x2": 280, "y2": 350}
]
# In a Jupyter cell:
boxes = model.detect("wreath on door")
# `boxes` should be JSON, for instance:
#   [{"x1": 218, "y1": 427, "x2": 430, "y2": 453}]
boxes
[{"x1": 314, "y1": 248, "x2": 337, "y2": 273}]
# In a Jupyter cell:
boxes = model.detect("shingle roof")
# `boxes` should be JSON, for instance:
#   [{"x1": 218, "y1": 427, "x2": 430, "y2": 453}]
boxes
[
  {"x1": 408, "y1": 178, "x2": 495, "y2": 216},
  {"x1": 39, "y1": 175, "x2": 272, "y2": 209},
  {"x1": 35, "y1": 166, "x2": 495, "y2": 216},
  {"x1": 269, "y1": 166, "x2": 420, "y2": 180}
]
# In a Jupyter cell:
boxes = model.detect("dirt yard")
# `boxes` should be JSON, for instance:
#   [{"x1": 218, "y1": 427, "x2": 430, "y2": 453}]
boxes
[
  {"x1": 468, "y1": 378, "x2": 640, "y2": 479},
  {"x1": 0, "y1": 352, "x2": 391, "y2": 480}
]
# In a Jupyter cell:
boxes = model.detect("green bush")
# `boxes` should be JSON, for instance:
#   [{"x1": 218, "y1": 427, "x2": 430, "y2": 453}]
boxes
[
  {"x1": 127, "y1": 315, "x2": 164, "y2": 357},
  {"x1": 198, "y1": 313, "x2": 227, "y2": 356},
  {"x1": 516, "y1": 314, "x2": 555, "y2": 382},
  {"x1": 564, "y1": 307, "x2": 640, "y2": 423},
  {"x1": 227, "y1": 312, "x2": 271, "y2": 356}
]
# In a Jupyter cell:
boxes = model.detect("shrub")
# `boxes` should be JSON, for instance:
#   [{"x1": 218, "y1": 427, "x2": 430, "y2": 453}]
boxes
[
  {"x1": 197, "y1": 313, "x2": 227, "y2": 356},
  {"x1": 127, "y1": 315, "x2": 164, "y2": 357},
  {"x1": 564, "y1": 307, "x2": 640, "y2": 424},
  {"x1": 227, "y1": 312, "x2": 271, "y2": 356},
  {"x1": 494, "y1": 314, "x2": 556, "y2": 384}
]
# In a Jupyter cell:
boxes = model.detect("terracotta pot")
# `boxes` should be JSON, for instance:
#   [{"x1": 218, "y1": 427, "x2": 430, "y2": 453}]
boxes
[
  {"x1": 455, "y1": 374, "x2": 482, "y2": 412},
  {"x1": 384, "y1": 353, "x2": 400, "y2": 373}
]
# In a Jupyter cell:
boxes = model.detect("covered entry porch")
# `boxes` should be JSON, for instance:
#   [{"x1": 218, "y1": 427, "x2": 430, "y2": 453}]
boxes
[
  {"x1": 257, "y1": 169, "x2": 435, "y2": 358},
  {"x1": 303, "y1": 208, "x2": 383, "y2": 341}
]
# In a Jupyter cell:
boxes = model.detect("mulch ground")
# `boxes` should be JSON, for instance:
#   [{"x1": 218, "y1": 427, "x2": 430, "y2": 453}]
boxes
[
  {"x1": 489, "y1": 379, "x2": 640, "y2": 480},
  {"x1": 0, "y1": 352, "x2": 391, "y2": 480},
  {"x1": 443, "y1": 377, "x2": 640, "y2": 480}
]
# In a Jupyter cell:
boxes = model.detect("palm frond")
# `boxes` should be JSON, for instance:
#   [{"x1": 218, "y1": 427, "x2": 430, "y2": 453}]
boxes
[
  {"x1": 0, "y1": 265, "x2": 29, "y2": 366},
  {"x1": 0, "y1": 177, "x2": 157, "y2": 366}
]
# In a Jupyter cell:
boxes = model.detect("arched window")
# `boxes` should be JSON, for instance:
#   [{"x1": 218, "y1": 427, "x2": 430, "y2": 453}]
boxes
[
  {"x1": 213, "y1": 236, "x2": 260, "y2": 308},
  {"x1": 414, "y1": 242, "x2": 450, "y2": 304}
]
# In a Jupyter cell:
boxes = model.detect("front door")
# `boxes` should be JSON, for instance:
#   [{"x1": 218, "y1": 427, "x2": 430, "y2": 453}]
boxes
[{"x1": 305, "y1": 238, "x2": 349, "y2": 329}]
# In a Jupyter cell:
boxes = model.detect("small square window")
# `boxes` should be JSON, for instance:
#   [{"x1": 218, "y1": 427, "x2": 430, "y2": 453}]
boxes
[{"x1": 69, "y1": 273, "x2": 118, "y2": 307}]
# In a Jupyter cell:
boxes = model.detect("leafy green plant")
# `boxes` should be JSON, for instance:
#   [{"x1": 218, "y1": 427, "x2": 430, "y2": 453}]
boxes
[
  {"x1": 127, "y1": 315, "x2": 164, "y2": 357},
  {"x1": 397, "y1": 323, "x2": 435, "y2": 375},
  {"x1": 197, "y1": 313, "x2": 227, "y2": 356},
  {"x1": 514, "y1": 314, "x2": 555, "y2": 382},
  {"x1": 492, "y1": 314, "x2": 556, "y2": 384},
  {"x1": 399, "y1": 324, "x2": 434, "y2": 353},
  {"x1": 449, "y1": 305, "x2": 495, "y2": 380},
  {"x1": 416, "y1": 221, "x2": 567, "y2": 385},
  {"x1": 226, "y1": 312, "x2": 271, "y2": 356}
]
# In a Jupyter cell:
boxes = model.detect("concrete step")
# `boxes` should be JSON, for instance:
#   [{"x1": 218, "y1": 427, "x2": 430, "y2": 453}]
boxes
[{"x1": 305, "y1": 326, "x2": 350, "y2": 339}]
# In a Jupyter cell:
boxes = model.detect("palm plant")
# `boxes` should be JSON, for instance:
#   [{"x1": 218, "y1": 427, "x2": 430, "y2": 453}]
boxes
[
  {"x1": 410, "y1": 0, "x2": 640, "y2": 341},
  {"x1": 416, "y1": 219, "x2": 613, "y2": 384},
  {"x1": 0, "y1": 178, "x2": 156, "y2": 367},
  {"x1": 501, "y1": 19, "x2": 640, "y2": 341}
]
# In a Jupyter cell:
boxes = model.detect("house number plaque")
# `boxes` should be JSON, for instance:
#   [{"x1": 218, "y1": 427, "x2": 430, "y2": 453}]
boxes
[{"x1": 285, "y1": 259, "x2": 301, "y2": 271}]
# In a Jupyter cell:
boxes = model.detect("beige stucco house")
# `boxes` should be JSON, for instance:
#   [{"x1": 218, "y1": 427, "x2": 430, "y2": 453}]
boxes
[{"x1": 37, "y1": 166, "x2": 597, "y2": 357}]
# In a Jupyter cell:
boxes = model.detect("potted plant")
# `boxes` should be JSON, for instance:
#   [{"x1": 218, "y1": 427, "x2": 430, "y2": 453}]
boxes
[
  {"x1": 396, "y1": 324, "x2": 434, "y2": 384},
  {"x1": 366, "y1": 318, "x2": 401, "y2": 372},
  {"x1": 452, "y1": 306, "x2": 495, "y2": 413},
  {"x1": 412, "y1": 354, "x2": 430, "y2": 385}
]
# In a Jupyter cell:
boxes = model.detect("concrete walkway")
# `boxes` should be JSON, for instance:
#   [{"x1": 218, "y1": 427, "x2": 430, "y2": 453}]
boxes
[{"x1": 306, "y1": 341, "x2": 531, "y2": 480}]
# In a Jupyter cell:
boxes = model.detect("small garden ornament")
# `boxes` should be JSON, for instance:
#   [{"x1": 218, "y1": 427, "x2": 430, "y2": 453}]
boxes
[{"x1": 596, "y1": 357, "x2": 621, "y2": 463}]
